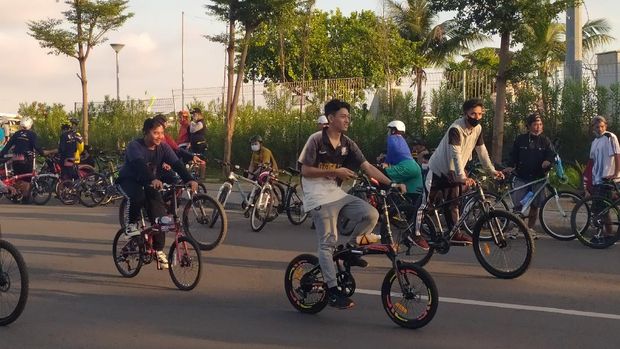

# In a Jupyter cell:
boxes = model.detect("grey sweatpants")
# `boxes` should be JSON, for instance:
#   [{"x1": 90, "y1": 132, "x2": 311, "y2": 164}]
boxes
[{"x1": 312, "y1": 195, "x2": 379, "y2": 288}]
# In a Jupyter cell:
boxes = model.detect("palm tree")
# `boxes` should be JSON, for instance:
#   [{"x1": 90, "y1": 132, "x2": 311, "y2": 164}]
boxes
[{"x1": 386, "y1": 0, "x2": 488, "y2": 115}]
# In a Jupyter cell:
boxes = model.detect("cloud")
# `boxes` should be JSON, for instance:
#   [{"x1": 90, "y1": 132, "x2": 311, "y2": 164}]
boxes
[{"x1": 115, "y1": 32, "x2": 158, "y2": 53}]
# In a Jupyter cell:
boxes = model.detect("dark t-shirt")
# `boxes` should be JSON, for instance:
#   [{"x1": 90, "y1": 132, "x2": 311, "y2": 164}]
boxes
[{"x1": 0, "y1": 129, "x2": 43, "y2": 157}]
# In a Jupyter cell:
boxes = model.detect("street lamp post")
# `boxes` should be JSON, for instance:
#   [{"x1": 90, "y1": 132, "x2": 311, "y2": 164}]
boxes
[{"x1": 110, "y1": 43, "x2": 125, "y2": 100}]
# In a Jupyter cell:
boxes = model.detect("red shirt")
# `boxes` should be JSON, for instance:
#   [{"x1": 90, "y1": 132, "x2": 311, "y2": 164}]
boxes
[
  {"x1": 163, "y1": 133, "x2": 179, "y2": 152},
  {"x1": 176, "y1": 118, "x2": 190, "y2": 144}
]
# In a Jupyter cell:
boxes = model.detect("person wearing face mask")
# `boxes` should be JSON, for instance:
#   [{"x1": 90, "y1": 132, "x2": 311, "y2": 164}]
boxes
[
  {"x1": 248, "y1": 135, "x2": 278, "y2": 175},
  {"x1": 503, "y1": 113, "x2": 556, "y2": 239},
  {"x1": 415, "y1": 98, "x2": 504, "y2": 244}
]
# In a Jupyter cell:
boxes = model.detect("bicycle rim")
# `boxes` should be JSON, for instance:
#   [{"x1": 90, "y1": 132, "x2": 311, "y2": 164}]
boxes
[
  {"x1": 539, "y1": 191, "x2": 581, "y2": 240},
  {"x1": 473, "y1": 211, "x2": 533, "y2": 279},
  {"x1": 183, "y1": 194, "x2": 228, "y2": 251},
  {"x1": 572, "y1": 197, "x2": 620, "y2": 249},
  {"x1": 169, "y1": 237, "x2": 202, "y2": 291},
  {"x1": 284, "y1": 254, "x2": 328, "y2": 314},
  {"x1": 286, "y1": 189, "x2": 308, "y2": 225},
  {"x1": 112, "y1": 229, "x2": 143, "y2": 277},
  {"x1": 0, "y1": 240, "x2": 29, "y2": 326}
]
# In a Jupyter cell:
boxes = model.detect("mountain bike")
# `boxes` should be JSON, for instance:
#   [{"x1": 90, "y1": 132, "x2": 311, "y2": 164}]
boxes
[
  {"x1": 400, "y1": 178, "x2": 534, "y2": 279},
  {"x1": 270, "y1": 168, "x2": 307, "y2": 225},
  {"x1": 571, "y1": 180, "x2": 620, "y2": 249},
  {"x1": 119, "y1": 183, "x2": 226, "y2": 251},
  {"x1": 0, "y1": 226, "x2": 29, "y2": 326},
  {"x1": 284, "y1": 180, "x2": 438, "y2": 329},
  {"x1": 112, "y1": 184, "x2": 203, "y2": 290}
]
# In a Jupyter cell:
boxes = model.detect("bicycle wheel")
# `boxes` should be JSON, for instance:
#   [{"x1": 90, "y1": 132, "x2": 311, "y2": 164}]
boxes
[
  {"x1": 381, "y1": 262, "x2": 438, "y2": 329},
  {"x1": 56, "y1": 179, "x2": 77, "y2": 205},
  {"x1": 168, "y1": 236, "x2": 202, "y2": 291},
  {"x1": 473, "y1": 210, "x2": 533, "y2": 279},
  {"x1": 250, "y1": 187, "x2": 273, "y2": 232},
  {"x1": 77, "y1": 173, "x2": 107, "y2": 207},
  {"x1": 112, "y1": 229, "x2": 143, "y2": 277},
  {"x1": 284, "y1": 254, "x2": 328, "y2": 314},
  {"x1": 0, "y1": 240, "x2": 29, "y2": 326},
  {"x1": 463, "y1": 192, "x2": 509, "y2": 238},
  {"x1": 31, "y1": 176, "x2": 54, "y2": 206},
  {"x1": 392, "y1": 215, "x2": 435, "y2": 266},
  {"x1": 571, "y1": 196, "x2": 620, "y2": 249},
  {"x1": 539, "y1": 191, "x2": 581, "y2": 241},
  {"x1": 285, "y1": 186, "x2": 308, "y2": 225},
  {"x1": 182, "y1": 194, "x2": 228, "y2": 251},
  {"x1": 216, "y1": 183, "x2": 231, "y2": 206}
]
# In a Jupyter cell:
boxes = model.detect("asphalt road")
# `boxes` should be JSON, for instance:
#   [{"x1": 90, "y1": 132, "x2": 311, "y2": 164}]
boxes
[{"x1": 1, "y1": 201, "x2": 619, "y2": 349}]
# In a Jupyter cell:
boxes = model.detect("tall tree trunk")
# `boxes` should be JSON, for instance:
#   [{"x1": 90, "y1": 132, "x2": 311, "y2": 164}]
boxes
[
  {"x1": 278, "y1": 31, "x2": 286, "y2": 82},
  {"x1": 415, "y1": 68, "x2": 424, "y2": 130},
  {"x1": 223, "y1": 19, "x2": 236, "y2": 167},
  {"x1": 80, "y1": 58, "x2": 89, "y2": 144},
  {"x1": 492, "y1": 31, "x2": 510, "y2": 163}
]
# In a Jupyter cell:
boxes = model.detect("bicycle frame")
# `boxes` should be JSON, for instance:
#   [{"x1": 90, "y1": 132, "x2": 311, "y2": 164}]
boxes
[
  {"x1": 495, "y1": 173, "x2": 560, "y2": 215},
  {"x1": 218, "y1": 169, "x2": 262, "y2": 211}
]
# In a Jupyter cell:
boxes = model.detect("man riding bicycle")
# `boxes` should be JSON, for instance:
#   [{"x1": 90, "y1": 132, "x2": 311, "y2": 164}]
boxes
[
  {"x1": 298, "y1": 98, "x2": 404, "y2": 310},
  {"x1": 117, "y1": 118, "x2": 199, "y2": 269},
  {"x1": 416, "y1": 98, "x2": 504, "y2": 245}
]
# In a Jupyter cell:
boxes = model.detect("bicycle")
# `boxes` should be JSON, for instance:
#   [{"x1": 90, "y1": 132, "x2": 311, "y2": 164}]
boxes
[
  {"x1": 464, "y1": 157, "x2": 582, "y2": 240},
  {"x1": 0, "y1": 225, "x2": 29, "y2": 326},
  {"x1": 267, "y1": 167, "x2": 308, "y2": 225},
  {"x1": 284, "y1": 180, "x2": 438, "y2": 329},
  {"x1": 400, "y1": 178, "x2": 534, "y2": 279},
  {"x1": 112, "y1": 183, "x2": 203, "y2": 290},
  {"x1": 571, "y1": 180, "x2": 620, "y2": 249},
  {"x1": 119, "y1": 183, "x2": 227, "y2": 251},
  {"x1": 0, "y1": 155, "x2": 37, "y2": 204}
]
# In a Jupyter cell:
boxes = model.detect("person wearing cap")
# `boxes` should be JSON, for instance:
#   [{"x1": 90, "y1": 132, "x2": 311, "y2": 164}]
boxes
[
  {"x1": 384, "y1": 120, "x2": 428, "y2": 250},
  {"x1": 503, "y1": 113, "x2": 556, "y2": 239},
  {"x1": 248, "y1": 135, "x2": 278, "y2": 175},
  {"x1": 317, "y1": 115, "x2": 329, "y2": 130},
  {"x1": 176, "y1": 109, "x2": 190, "y2": 146}
]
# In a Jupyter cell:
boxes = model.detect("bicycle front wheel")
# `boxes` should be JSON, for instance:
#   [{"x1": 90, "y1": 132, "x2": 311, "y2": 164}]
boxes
[
  {"x1": 31, "y1": 176, "x2": 54, "y2": 206},
  {"x1": 0, "y1": 240, "x2": 29, "y2": 326},
  {"x1": 77, "y1": 173, "x2": 107, "y2": 207},
  {"x1": 250, "y1": 187, "x2": 273, "y2": 232},
  {"x1": 473, "y1": 210, "x2": 533, "y2": 279},
  {"x1": 168, "y1": 236, "x2": 202, "y2": 291},
  {"x1": 539, "y1": 191, "x2": 581, "y2": 240},
  {"x1": 571, "y1": 196, "x2": 620, "y2": 249},
  {"x1": 56, "y1": 180, "x2": 77, "y2": 205},
  {"x1": 112, "y1": 229, "x2": 143, "y2": 277},
  {"x1": 381, "y1": 262, "x2": 437, "y2": 329},
  {"x1": 182, "y1": 194, "x2": 228, "y2": 251},
  {"x1": 284, "y1": 254, "x2": 328, "y2": 314},
  {"x1": 285, "y1": 186, "x2": 308, "y2": 225}
]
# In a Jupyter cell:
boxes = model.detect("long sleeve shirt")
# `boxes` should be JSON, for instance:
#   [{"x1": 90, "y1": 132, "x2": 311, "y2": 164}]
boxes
[{"x1": 508, "y1": 133, "x2": 556, "y2": 181}]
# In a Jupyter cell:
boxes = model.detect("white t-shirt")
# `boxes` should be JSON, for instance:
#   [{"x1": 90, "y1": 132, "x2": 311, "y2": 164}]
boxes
[{"x1": 590, "y1": 131, "x2": 620, "y2": 185}]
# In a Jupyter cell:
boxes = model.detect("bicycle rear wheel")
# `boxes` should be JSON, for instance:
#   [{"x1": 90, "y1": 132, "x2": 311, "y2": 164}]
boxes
[
  {"x1": 571, "y1": 196, "x2": 620, "y2": 249},
  {"x1": 168, "y1": 236, "x2": 202, "y2": 291},
  {"x1": 392, "y1": 215, "x2": 435, "y2": 266},
  {"x1": 381, "y1": 262, "x2": 437, "y2": 329},
  {"x1": 112, "y1": 229, "x2": 143, "y2": 277},
  {"x1": 285, "y1": 186, "x2": 308, "y2": 225},
  {"x1": 31, "y1": 176, "x2": 54, "y2": 206},
  {"x1": 284, "y1": 254, "x2": 328, "y2": 314},
  {"x1": 539, "y1": 191, "x2": 581, "y2": 240},
  {"x1": 463, "y1": 192, "x2": 509, "y2": 238},
  {"x1": 473, "y1": 210, "x2": 533, "y2": 279},
  {"x1": 0, "y1": 240, "x2": 29, "y2": 326},
  {"x1": 77, "y1": 173, "x2": 107, "y2": 207},
  {"x1": 56, "y1": 179, "x2": 77, "y2": 205},
  {"x1": 182, "y1": 194, "x2": 228, "y2": 251}
]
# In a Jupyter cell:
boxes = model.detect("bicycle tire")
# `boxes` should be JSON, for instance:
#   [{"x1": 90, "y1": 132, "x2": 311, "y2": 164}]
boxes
[
  {"x1": 473, "y1": 210, "x2": 533, "y2": 279},
  {"x1": 216, "y1": 183, "x2": 231, "y2": 207},
  {"x1": 112, "y1": 228, "x2": 143, "y2": 277},
  {"x1": 31, "y1": 176, "x2": 54, "y2": 206},
  {"x1": 250, "y1": 187, "x2": 273, "y2": 232},
  {"x1": 56, "y1": 179, "x2": 77, "y2": 205},
  {"x1": 381, "y1": 262, "x2": 438, "y2": 329},
  {"x1": 284, "y1": 254, "x2": 328, "y2": 314},
  {"x1": 392, "y1": 215, "x2": 435, "y2": 266},
  {"x1": 463, "y1": 192, "x2": 509, "y2": 238},
  {"x1": 182, "y1": 194, "x2": 228, "y2": 251},
  {"x1": 168, "y1": 236, "x2": 202, "y2": 291},
  {"x1": 0, "y1": 240, "x2": 29, "y2": 326},
  {"x1": 539, "y1": 191, "x2": 581, "y2": 241},
  {"x1": 285, "y1": 186, "x2": 308, "y2": 225},
  {"x1": 571, "y1": 196, "x2": 620, "y2": 249},
  {"x1": 77, "y1": 173, "x2": 107, "y2": 207}
]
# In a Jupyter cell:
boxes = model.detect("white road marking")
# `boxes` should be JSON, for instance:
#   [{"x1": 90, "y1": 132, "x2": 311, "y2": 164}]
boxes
[{"x1": 356, "y1": 288, "x2": 620, "y2": 320}]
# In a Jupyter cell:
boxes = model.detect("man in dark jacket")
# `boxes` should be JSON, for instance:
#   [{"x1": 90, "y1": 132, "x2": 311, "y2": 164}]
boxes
[{"x1": 504, "y1": 113, "x2": 556, "y2": 239}]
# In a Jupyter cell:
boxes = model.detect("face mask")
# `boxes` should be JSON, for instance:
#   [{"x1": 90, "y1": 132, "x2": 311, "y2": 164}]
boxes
[
  {"x1": 466, "y1": 116, "x2": 480, "y2": 127},
  {"x1": 251, "y1": 144, "x2": 260, "y2": 152}
]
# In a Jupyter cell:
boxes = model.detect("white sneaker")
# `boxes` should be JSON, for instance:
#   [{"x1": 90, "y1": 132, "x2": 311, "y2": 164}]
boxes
[
  {"x1": 124, "y1": 223, "x2": 141, "y2": 238},
  {"x1": 156, "y1": 250, "x2": 169, "y2": 269}
]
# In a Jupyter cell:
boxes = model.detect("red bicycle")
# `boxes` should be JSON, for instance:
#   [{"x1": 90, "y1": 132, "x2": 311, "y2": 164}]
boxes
[{"x1": 0, "y1": 155, "x2": 37, "y2": 203}]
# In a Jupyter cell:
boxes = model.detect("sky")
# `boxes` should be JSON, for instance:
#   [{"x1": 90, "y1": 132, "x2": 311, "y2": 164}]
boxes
[{"x1": 1, "y1": 0, "x2": 619, "y2": 113}]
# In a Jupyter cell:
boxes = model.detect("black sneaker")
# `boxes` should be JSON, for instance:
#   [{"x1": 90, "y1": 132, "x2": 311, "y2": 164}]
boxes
[{"x1": 328, "y1": 292, "x2": 355, "y2": 309}]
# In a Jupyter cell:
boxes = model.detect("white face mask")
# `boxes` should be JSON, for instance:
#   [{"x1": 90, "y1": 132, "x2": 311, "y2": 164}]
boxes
[{"x1": 251, "y1": 144, "x2": 260, "y2": 152}]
